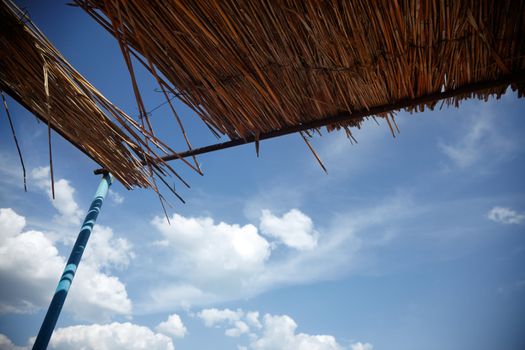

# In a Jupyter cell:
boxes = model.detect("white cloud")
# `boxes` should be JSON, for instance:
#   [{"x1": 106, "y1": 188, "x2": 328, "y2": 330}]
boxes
[
  {"x1": 46, "y1": 322, "x2": 174, "y2": 350},
  {"x1": 0, "y1": 333, "x2": 29, "y2": 350},
  {"x1": 351, "y1": 342, "x2": 373, "y2": 350},
  {"x1": 197, "y1": 308, "x2": 251, "y2": 338},
  {"x1": 146, "y1": 283, "x2": 212, "y2": 310},
  {"x1": 152, "y1": 214, "x2": 270, "y2": 277},
  {"x1": 144, "y1": 207, "x2": 363, "y2": 310},
  {"x1": 0, "y1": 208, "x2": 26, "y2": 243},
  {"x1": 196, "y1": 309, "x2": 347, "y2": 350},
  {"x1": 144, "y1": 194, "x2": 414, "y2": 311},
  {"x1": 198, "y1": 308, "x2": 243, "y2": 327},
  {"x1": 146, "y1": 214, "x2": 272, "y2": 310},
  {"x1": 49, "y1": 322, "x2": 175, "y2": 350},
  {"x1": 67, "y1": 265, "x2": 132, "y2": 321},
  {"x1": 30, "y1": 166, "x2": 50, "y2": 183},
  {"x1": 246, "y1": 311, "x2": 262, "y2": 329},
  {"x1": 487, "y1": 206, "x2": 525, "y2": 225},
  {"x1": 0, "y1": 208, "x2": 132, "y2": 321},
  {"x1": 0, "y1": 209, "x2": 64, "y2": 313},
  {"x1": 83, "y1": 225, "x2": 134, "y2": 270},
  {"x1": 2, "y1": 322, "x2": 175, "y2": 350},
  {"x1": 225, "y1": 321, "x2": 250, "y2": 337},
  {"x1": 260, "y1": 209, "x2": 318, "y2": 250},
  {"x1": 31, "y1": 167, "x2": 83, "y2": 225},
  {"x1": 250, "y1": 314, "x2": 342, "y2": 350},
  {"x1": 156, "y1": 314, "x2": 188, "y2": 338},
  {"x1": 108, "y1": 190, "x2": 125, "y2": 205}
]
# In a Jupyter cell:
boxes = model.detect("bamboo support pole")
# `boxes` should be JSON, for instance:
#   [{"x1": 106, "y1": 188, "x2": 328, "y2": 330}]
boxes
[{"x1": 32, "y1": 173, "x2": 113, "y2": 350}]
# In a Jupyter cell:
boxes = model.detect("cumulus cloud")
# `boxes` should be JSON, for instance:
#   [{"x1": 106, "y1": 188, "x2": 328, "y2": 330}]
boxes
[
  {"x1": 351, "y1": 342, "x2": 374, "y2": 350},
  {"x1": 156, "y1": 314, "x2": 188, "y2": 338},
  {"x1": 46, "y1": 323, "x2": 174, "y2": 350},
  {"x1": 487, "y1": 206, "x2": 525, "y2": 225},
  {"x1": 146, "y1": 214, "x2": 272, "y2": 309},
  {"x1": 0, "y1": 323, "x2": 175, "y2": 350},
  {"x1": 196, "y1": 308, "x2": 348, "y2": 350},
  {"x1": 0, "y1": 333, "x2": 28, "y2": 350},
  {"x1": 143, "y1": 193, "x2": 419, "y2": 312},
  {"x1": 197, "y1": 308, "x2": 250, "y2": 338},
  {"x1": 145, "y1": 193, "x2": 420, "y2": 311},
  {"x1": 67, "y1": 265, "x2": 132, "y2": 321},
  {"x1": 0, "y1": 208, "x2": 64, "y2": 314},
  {"x1": 31, "y1": 167, "x2": 83, "y2": 225},
  {"x1": 152, "y1": 214, "x2": 270, "y2": 277},
  {"x1": 260, "y1": 209, "x2": 318, "y2": 250},
  {"x1": 0, "y1": 208, "x2": 26, "y2": 242},
  {"x1": 198, "y1": 308, "x2": 243, "y2": 327},
  {"x1": 246, "y1": 311, "x2": 262, "y2": 329},
  {"x1": 251, "y1": 314, "x2": 342, "y2": 350},
  {"x1": 225, "y1": 321, "x2": 250, "y2": 337},
  {"x1": 144, "y1": 207, "x2": 363, "y2": 311},
  {"x1": 0, "y1": 208, "x2": 132, "y2": 321},
  {"x1": 83, "y1": 225, "x2": 134, "y2": 271}
]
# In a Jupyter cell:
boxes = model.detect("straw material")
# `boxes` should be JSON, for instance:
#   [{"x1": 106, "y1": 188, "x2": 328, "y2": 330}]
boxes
[
  {"x1": 2, "y1": 0, "x2": 524, "y2": 193},
  {"x1": 78, "y1": 0, "x2": 525, "y2": 142},
  {"x1": 0, "y1": 0, "x2": 186, "y2": 190}
]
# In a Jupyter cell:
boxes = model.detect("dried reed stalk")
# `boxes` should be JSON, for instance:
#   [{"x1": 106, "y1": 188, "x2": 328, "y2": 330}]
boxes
[
  {"x1": 3, "y1": 0, "x2": 525, "y2": 194},
  {"x1": 0, "y1": 0, "x2": 192, "y2": 194},
  {"x1": 77, "y1": 0, "x2": 524, "y2": 147}
]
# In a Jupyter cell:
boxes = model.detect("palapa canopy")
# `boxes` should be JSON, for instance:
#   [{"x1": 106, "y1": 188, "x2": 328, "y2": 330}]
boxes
[{"x1": 2, "y1": 0, "x2": 525, "y2": 192}]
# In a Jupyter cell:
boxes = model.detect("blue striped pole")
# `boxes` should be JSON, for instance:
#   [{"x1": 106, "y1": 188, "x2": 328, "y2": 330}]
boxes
[{"x1": 32, "y1": 173, "x2": 113, "y2": 350}]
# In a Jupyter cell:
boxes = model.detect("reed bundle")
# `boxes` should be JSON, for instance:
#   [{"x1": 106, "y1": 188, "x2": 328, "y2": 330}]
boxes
[
  {"x1": 0, "y1": 0, "x2": 188, "y2": 191},
  {"x1": 77, "y1": 0, "x2": 525, "y2": 144},
  {"x1": 2, "y1": 0, "x2": 525, "y2": 195}
]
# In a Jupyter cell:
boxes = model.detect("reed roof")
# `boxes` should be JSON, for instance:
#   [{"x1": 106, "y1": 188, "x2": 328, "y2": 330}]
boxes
[
  {"x1": 78, "y1": 0, "x2": 525, "y2": 143},
  {"x1": 0, "y1": 0, "x2": 184, "y2": 191},
  {"x1": 2, "y1": 0, "x2": 525, "y2": 195}
]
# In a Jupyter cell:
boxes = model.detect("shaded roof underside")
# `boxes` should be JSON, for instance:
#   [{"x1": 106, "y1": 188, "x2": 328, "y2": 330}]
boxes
[
  {"x1": 0, "y1": 0, "x2": 181, "y2": 190},
  {"x1": 2, "y1": 0, "x2": 525, "y2": 192},
  {"x1": 79, "y1": 0, "x2": 525, "y2": 143}
]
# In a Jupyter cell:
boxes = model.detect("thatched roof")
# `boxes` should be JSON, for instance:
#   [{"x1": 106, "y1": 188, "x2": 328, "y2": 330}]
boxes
[
  {"x1": 0, "y1": 0, "x2": 191, "y2": 192},
  {"x1": 2, "y1": 0, "x2": 524, "y2": 194},
  {"x1": 78, "y1": 0, "x2": 525, "y2": 144}
]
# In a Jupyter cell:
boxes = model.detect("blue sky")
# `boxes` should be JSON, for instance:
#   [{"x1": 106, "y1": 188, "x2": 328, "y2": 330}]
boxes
[{"x1": 1, "y1": 1, "x2": 525, "y2": 349}]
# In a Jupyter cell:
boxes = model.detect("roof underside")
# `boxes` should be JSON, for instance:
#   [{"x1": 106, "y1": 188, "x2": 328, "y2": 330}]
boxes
[
  {"x1": 2, "y1": 0, "x2": 525, "y2": 193},
  {"x1": 0, "y1": 0, "x2": 184, "y2": 190},
  {"x1": 78, "y1": 0, "x2": 525, "y2": 141}
]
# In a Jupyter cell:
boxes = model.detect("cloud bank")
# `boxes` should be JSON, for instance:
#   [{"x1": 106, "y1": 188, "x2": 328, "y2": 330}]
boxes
[
  {"x1": 144, "y1": 206, "x2": 362, "y2": 311},
  {"x1": 196, "y1": 307, "x2": 365, "y2": 350},
  {"x1": 0, "y1": 208, "x2": 132, "y2": 321}
]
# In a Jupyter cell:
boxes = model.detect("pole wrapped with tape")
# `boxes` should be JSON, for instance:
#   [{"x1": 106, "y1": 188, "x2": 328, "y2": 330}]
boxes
[{"x1": 33, "y1": 173, "x2": 113, "y2": 350}]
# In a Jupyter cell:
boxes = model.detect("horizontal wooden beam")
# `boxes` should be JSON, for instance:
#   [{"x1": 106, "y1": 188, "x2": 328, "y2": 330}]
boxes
[
  {"x1": 8, "y1": 73, "x2": 518, "y2": 176},
  {"x1": 154, "y1": 73, "x2": 525, "y2": 163}
]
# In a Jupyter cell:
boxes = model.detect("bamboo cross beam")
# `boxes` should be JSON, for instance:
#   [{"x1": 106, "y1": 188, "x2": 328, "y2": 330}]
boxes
[{"x1": 94, "y1": 72, "x2": 525, "y2": 175}]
